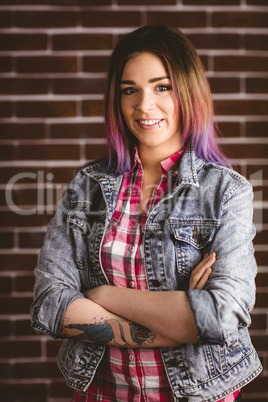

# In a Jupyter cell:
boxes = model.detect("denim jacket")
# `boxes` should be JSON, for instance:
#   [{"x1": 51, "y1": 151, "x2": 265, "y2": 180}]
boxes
[{"x1": 31, "y1": 146, "x2": 262, "y2": 401}]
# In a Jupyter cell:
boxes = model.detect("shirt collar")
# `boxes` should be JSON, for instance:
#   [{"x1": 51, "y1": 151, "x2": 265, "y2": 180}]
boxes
[{"x1": 128, "y1": 145, "x2": 185, "y2": 174}]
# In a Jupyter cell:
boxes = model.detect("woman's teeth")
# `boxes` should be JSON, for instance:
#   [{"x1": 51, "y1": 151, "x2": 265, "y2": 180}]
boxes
[{"x1": 138, "y1": 119, "x2": 161, "y2": 126}]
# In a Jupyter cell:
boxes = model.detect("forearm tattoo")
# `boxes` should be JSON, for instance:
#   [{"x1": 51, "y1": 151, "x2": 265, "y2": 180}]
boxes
[{"x1": 62, "y1": 318, "x2": 156, "y2": 347}]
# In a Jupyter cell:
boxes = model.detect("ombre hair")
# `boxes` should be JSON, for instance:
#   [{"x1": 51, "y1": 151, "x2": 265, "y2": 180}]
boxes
[{"x1": 105, "y1": 25, "x2": 231, "y2": 174}]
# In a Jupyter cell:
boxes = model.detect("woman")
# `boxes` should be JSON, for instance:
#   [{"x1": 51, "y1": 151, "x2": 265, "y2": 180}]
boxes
[{"x1": 31, "y1": 26, "x2": 262, "y2": 401}]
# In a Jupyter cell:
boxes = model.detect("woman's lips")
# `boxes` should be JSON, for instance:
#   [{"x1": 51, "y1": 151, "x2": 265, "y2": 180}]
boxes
[{"x1": 136, "y1": 119, "x2": 163, "y2": 129}]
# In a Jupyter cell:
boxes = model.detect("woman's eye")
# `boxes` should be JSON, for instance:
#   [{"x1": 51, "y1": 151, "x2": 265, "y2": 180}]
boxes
[
  {"x1": 156, "y1": 85, "x2": 171, "y2": 92},
  {"x1": 121, "y1": 87, "x2": 137, "y2": 95}
]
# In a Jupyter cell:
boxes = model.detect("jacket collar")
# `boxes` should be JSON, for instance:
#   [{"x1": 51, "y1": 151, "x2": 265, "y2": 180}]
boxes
[
  {"x1": 174, "y1": 144, "x2": 203, "y2": 188},
  {"x1": 83, "y1": 144, "x2": 204, "y2": 188}
]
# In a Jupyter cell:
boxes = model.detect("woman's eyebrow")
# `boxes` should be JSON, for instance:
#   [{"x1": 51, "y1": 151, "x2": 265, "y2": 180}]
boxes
[{"x1": 120, "y1": 76, "x2": 170, "y2": 85}]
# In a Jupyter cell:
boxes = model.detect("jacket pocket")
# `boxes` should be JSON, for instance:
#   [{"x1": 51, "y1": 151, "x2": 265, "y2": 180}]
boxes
[
  {"x1": 171, "y1": 220, "x2": 220, "y2": 285},
  {"x1": 67, "y1": 209, "x2": 90, "y2": 270}
]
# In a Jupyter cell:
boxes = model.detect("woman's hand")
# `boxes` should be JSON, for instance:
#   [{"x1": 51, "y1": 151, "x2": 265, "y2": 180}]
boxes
[{"x1": 189, "y1": 252, "x2": 216, "y2": 290}]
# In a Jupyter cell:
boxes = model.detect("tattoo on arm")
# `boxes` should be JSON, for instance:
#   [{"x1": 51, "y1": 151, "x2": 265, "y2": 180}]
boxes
[{"x1": 62, "y1": 319, "x2": 156, "y2": 347}]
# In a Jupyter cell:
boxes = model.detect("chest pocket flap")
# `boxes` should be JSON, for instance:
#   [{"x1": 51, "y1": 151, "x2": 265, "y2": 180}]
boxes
[{"x1": 172, "y1": 220, "x2": 220, "y2": 249}]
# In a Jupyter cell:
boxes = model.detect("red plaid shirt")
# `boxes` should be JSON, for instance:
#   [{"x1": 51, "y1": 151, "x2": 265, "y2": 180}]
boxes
[{"x1": 72, "y1": 147, "x2": 240, "y2": 402}]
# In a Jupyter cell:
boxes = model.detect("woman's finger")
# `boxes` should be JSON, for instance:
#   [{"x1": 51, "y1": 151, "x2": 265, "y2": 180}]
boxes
[
  {"x1": 189, "y1": 253, "x2": 216, "y2": 289},
  {"x1": 194, "y1": 267, "x2": 212, "y2": 290}
]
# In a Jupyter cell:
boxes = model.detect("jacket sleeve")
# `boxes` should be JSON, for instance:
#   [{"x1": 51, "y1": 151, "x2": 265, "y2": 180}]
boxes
[
  {"x1": 187, "y1": 180, "x2": 257, "y2": 346},
  {"x1": 30, "y1": 183, "x2": 85, "y2": 339}
]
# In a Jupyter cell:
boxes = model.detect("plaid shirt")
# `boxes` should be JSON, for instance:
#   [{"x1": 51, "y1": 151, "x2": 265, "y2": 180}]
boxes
[{"x1": 72, "y1": 147, "x2": 240, "y2": 402}]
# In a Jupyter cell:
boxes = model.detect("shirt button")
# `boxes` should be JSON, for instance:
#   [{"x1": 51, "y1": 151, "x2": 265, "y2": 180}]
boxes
[
  {"x1": 152, "y1": 279, "x2": 161, "y2": 287},
  {"x1": 129, "y1": 354, "x2": 134, "y2": 362},
  {"x1": 129, "y1": 280, "x2": 135, "y2": 288},
  {"x1": 128, "y1": 245, "x2": 134, "y2": 252},
  {"x1": 155, "y1": 189, "x2": 161, "y2": 195}
]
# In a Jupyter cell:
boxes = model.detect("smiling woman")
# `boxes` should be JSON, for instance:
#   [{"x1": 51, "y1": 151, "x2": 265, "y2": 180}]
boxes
[{"x1": 31, "y1": 26, "x2": 262, "y2": 402}]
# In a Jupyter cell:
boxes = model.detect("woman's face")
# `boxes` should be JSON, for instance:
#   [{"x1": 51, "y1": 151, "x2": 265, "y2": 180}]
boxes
[{"x1": 120, "y1": 52, "x2": 182, "y2": 154}]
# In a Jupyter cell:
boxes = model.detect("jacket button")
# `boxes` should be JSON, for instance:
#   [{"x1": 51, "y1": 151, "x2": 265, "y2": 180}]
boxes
[
  {"x1": 169, "y1": 358, "x2": 179, "y2": 367},
  {"x1": 149, "y1": 232, "x2": 157, "y2": 238},
  {"x1": 152, "y1": 279, "x2": 161, "y2": 287},
  {"x1": 179, "y1": 398, "x2": 188, "y2": 402}
]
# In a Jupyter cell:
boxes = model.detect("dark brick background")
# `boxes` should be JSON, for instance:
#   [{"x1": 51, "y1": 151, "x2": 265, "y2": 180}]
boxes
[{"x1": 0, "y1": 1, "x2": 267, "y2": 400}]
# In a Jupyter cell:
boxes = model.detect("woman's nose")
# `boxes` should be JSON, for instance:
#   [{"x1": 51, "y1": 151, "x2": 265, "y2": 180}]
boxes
[{"x1": 135, "y1": 91, "x2": 155, "y2": 112}]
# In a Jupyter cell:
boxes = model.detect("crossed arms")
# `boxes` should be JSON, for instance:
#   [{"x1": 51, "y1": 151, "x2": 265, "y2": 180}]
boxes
[{"x1": 62, "y1": 253, "x2": 216, "y2": 348}]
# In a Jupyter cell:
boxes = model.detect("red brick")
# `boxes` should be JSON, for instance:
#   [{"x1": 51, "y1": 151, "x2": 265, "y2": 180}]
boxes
[
  {"x1": 213, "y1": 12, "x2": 268, "y2": 28},
  {"x1": 0, "y1": 254, "x2": 37, "y2": 272},
  {"x1": 0, "y1": 321, "x2": 12, "y2": 336},
  {"x1": 254, "y1": 230, "x2": 268, "y2": 244},
  {"x1": 0, "y1": 167, "x2": 49, "y2": 184},
  {"x1": 0, "y1": 383, "x2": 47, "y2": 399},
  {"x1": 47, "y1": 339, "x2": 63, "y2": 357},
  {"x1": 0, "y1": 296, "x2": 32, "y2": 314},
  {"x1": 0, "y1": 276, "x2": 12, "y2": 293},
  {"x1": 0, "y1": 34, "x2": 47, "y2": 51},
  {"x1": 0, "y1": 11, "x2": 11, "y2": 28},
  {"x1": 119, "y1": 0, "x2": 175, "y2": 3},
  {"x1": 255, "y1": 292, "x2": 268, "y2": 308},
  {"x1": 255, "y1": 272, "x2": 268, "y2": 287},
  {"x1": 247, "y1": 0, "x2": 268, "y2": 5},
  {"x1": 14, "y1": 318, "x2": 37, "y2": 336},
  {"x1": 247, "y1": 78, "x2": 268, "y2": 94},
  {"x1": 52, "y1": 78, "x2": 106, "y2": 94},
  {"x1": 82, "y1": 100, "x2": 104, "y2": 116},
  {"x1": 15, "y1": 274, "x2": 35, "y2": 292},
  {"x1": 183, "y1": 0, "x2": 239, "y2": 4},
  {"x1": 208, "y1": 77, "x2": 240, "y2": 94},
  {"x1": 215, "y1": 100, "x2": 268, "y2": 116},
  {"x1": 214, "y1": 56, "x2": 268, "y2": 72},
  {"x1": 0, "y1": 102, "x2": 12, "y2": 118},
  {"x1": 0, "y1": 144, "x2": 80, "y2": 161},
  {"x1": 12, "y1": 361, "x2": 60, "y2": 379},
  {"x1": 83, "y1": 55, "x2": 110, "y2": 73},
  {"x1": 0, "y1": 211, "x2": 52, "y2": 228},
  {"x1": 0, "y1": 340, "x2": 41, "y2": 358},
  {"x1": 0, "y1": 78, "x2": 48, "y2": 95},
  {"x1": 85, "y1": 144, "x2": 108, "y2": 160},
  {"x1": 200, "y1": 55, "x2": 209, "y2": 71},
  {"x1": 53, "y1": 34, "x2": 112, "y2": 51},
  {"x1": 16, "y1": 11, "x2": 77, "y2": 28},
  {"x1": 228, "y1": 143, "x2": 268, "y2": 159},
  {"x1": 42, "y1": 167, "x2": 77, "y2": 183},
  {"x1": 17, "y1": 56, "x2": 78, "y2": 73},
  {"x1": 257, "y1": 209, "x2": 268, "y2": 226},
  {"x1": 246, "y1": 34, "x2": 268, "y2": 51},
  {"x1": 250, "y1": 313, "x2": 267, "y2": 330},
  {"x1": 0, "y1": 123, "x2": 46, "y2": 140},
  {"x1": 247, "y1": 165, "x2": 268, "y2": 181},
  {"x1": 81, "y1": 11, "x2": 141, "y2": 27},
  {"x1": 19, "y1": 232, "x2": 46, "y2": 249},
  {"x1": 16, "y1": 101, "x2": 76, "y2": 118},
  {"x1": 50, "y1": 380, "x2": 73, "y2": 397},
  {"x1": 148, "y1": 12, "x2": 206, "y2": 27},
  {"x1": 0, "y1": 232, "x2": 13, "y2": 248},
  {"x1": 0, "y1": 57, "x2": 12, "y2": 72},
  {"x1": 217, "y1": 122, "x2": 241, "y2": 137},
  {"x1": 0, "y1": 363, "x2": 11, "y2": 379},
  {"x1": 188, "y1": 34, "x2": 240, "y2": 49},
  {"x1": 2, "y1": 187, "x2": 62, "y2": 207},
  {"x1": 251, "y1": 335, "x2": 268, "y2": 352},
  {"x1": 254, "y1": 185, "x2": 268, "y2": 201},
  {"x1": 50, "y1": 122, "x2": 105, "y2": 139}
]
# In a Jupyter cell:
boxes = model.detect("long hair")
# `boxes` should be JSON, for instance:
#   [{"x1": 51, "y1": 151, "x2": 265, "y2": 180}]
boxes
[{"x1": 105, "y1": 25, "x2": 231, "y2": 174}]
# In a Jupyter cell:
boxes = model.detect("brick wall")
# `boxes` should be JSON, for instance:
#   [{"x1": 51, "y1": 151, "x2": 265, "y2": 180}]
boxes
[{"x1": 0, "y1": 0, "x2": 267, "y2": 401}]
